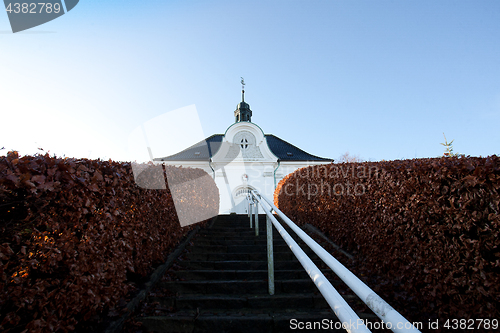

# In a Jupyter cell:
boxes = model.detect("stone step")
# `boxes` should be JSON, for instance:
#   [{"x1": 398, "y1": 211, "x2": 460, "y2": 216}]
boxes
[
  {"x1": 205, "y1": 226, "x2": 265, "y2": 232},
  {"x1": 147, "y1": 293, "x2": 348, "y2": 310},
  {"x1": 193, "y1": 235, "x2": 292, "y2": 243},
  {"x1": 209, "y1": 221, "x2": 266, "y2": 226},
  {"x1": 173, "y1": 269, "x2": 328, "y2": 281},
  {"x1": 184, "y1": 251, "x2": 320, "y2": 261},
  {"x1": 177, "y1": 260, "x2": 329, "y2": 271},
  {"x1": 200, "y1": 222, "x2": 300, "y2": 232},
  {"x1": 209, "y1": 223, "x2": 267, "y2": 228},
  {"x1": 212, "y1": 215, "x2": 267, "y2": 222},
  {"x1": 185, "y1": 244, "x2": 308, "y2": 254},
  {"x1": 138, "y1": 310, "x2": 379, "y2": 333},
  {"x1": 194, "y1": 231, "x2": 305, "y2": 241},
  {"x1": 192, "y1": 238, "x2": 289, "y2": 246},
  {"x1": 196, "y1": 231, "x2": 277, "y2": 237},
  {"x1": 158, "y1": 279, "x2": 338, "y2": 294}
]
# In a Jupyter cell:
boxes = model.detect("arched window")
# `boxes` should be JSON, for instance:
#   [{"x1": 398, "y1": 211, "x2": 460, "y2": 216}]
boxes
[{"x1": 233, "y1": 186, "x2": 256, "y2": 198}]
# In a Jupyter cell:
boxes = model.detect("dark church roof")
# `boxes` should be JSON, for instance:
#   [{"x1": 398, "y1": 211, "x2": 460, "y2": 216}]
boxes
[
  {"x1": 154, "y1": 134, "x2": 332, "y2": 162},
  {"x1": 265, "y1": 135, "x2": 332, "y2": 161}
]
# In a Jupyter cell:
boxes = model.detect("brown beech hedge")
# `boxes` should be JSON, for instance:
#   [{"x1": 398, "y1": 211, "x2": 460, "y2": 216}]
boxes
[
  {"x1": 275, "y1": 156, "x2": 499, "y2": 322},
  {"x1": 0, "y1": 151, "x2": 219, "y2": 332}
]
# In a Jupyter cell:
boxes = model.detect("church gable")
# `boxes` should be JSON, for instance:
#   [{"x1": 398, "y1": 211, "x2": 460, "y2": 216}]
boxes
[
  {"x1": 225, "y1": 130, "x2": 264, "y2": 159},
  {"x1": 212, "y1": 121, "x2": 277, "y2": 163}
]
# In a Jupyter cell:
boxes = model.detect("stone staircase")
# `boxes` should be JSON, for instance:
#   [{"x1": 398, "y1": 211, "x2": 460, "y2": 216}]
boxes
[{"x1": 132, "y1": 214, "x2": 379, "y2": 333}]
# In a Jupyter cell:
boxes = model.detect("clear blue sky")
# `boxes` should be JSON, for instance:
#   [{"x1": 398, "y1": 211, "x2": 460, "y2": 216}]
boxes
[{"x1": 1, "y1": 0, "x2": 499, "y2": 162}]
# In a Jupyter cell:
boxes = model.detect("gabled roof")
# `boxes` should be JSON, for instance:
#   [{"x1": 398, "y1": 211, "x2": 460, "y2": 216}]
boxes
[
  {"x1": 264, "y1": 134, "x2": 332, "y2": 161},
  {"x1": 154, "y1": 133, "x2": 332, "y2": 162},
  {"x1": 154, "y1": 134, "x2": 223, "y2": 161}
]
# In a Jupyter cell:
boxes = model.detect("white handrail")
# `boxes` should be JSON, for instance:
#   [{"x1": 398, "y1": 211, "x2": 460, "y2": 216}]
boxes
[
  {"x1": 250, "y1": 190, "x2": 421, "y2": 333},
  {"x1": 266, "y1": 214, "x2": 275, "y2": 295},
  {"x1": 251, "y1": 192, "x2": 371, "y2": 333}
]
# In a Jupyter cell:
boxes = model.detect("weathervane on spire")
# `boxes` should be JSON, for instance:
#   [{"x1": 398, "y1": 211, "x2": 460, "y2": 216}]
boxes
[{"x1": 241, "y1": 77, "x2": 245, "y2": 102}]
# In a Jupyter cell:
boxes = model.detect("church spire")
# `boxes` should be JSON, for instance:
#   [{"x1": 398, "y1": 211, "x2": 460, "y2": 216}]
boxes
[{"x1": 234, "y1": 77, "x2": 252, "y2": 122}]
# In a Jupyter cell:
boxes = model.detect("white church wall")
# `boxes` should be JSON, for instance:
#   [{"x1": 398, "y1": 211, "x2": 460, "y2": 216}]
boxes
[{"x1": 156, "y1": 160, "x2": 331, "y2": 215}]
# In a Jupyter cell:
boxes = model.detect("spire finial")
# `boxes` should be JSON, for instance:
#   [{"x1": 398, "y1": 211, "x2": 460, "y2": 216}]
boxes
[
  {"x1": 240, "y1": 77, "x2": 245, "y2": 102},
  {"x1": 234, "y1": 78, "x2": 252, "y2": 122}
]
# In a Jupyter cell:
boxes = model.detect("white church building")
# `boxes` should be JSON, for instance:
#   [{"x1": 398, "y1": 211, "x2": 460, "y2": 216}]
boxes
[{"x1": 154, "y1": 89, "x2": 332, "y2": 214}]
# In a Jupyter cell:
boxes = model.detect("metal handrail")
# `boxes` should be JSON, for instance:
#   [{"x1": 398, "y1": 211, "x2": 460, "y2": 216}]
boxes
[{"x1": 248, "y1": 190, "x2": 421, "y2": 333}]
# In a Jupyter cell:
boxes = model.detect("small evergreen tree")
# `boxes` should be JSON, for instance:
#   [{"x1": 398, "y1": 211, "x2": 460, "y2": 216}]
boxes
[{"x1": 441, "y1": 133, "x2": 457, "y2": 157}]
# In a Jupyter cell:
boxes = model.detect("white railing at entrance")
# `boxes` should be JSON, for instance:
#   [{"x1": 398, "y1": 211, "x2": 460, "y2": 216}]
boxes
[{"x1": 247, "y1": 190, "x2": 421, "y2": 333}]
